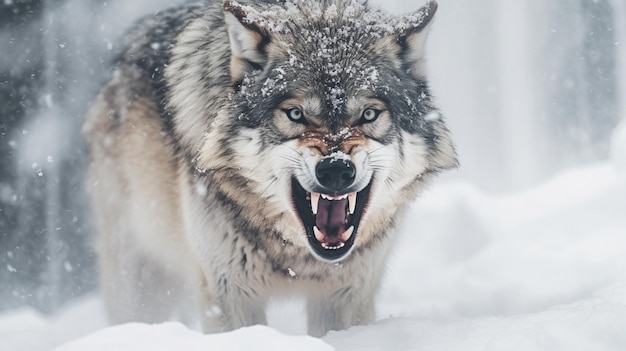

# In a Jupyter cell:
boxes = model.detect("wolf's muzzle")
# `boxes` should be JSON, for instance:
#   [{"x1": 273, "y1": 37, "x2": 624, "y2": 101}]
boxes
[
  {"x1": 292, "y1": 154, "x2": 372, "y2": 262},
  {"x1": 315, "y1": 157, "x2": 356, "y2": 193}
]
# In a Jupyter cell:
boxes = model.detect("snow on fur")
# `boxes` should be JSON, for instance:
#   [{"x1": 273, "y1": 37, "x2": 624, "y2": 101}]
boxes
[{"x1": 229, "y1": 0, "x2": 432, "y2": 36}]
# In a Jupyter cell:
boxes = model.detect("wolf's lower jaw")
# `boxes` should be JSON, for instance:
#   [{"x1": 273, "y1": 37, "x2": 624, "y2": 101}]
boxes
[{"x1": 291, "y1": 178, "x2": 372, "y2": 261}]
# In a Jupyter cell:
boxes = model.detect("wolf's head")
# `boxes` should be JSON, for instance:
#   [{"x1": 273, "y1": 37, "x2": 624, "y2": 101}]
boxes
[{"x1": 197, "y1": 0, "x2": 456, "y2": 263}]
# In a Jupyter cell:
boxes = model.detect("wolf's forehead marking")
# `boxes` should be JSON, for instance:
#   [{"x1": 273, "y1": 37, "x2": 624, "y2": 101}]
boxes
[{"x1": 288, "y1": 27, "x2": 381, "y2": 113}]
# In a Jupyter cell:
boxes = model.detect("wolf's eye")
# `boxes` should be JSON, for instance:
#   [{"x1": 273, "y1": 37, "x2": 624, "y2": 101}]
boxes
[
  {"x1": 285, "y1": 107, "x2": 305, "y2": 123},
  {"x1": 361, "y1": 108, "x2": 381, "y2": 123}
]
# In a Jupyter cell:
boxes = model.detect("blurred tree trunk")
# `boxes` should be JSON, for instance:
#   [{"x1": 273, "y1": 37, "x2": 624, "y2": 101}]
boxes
[
  {"x1": 543, "y1": 0, "x2": 618, "y2": 167},
  {"x1": 0, "y1": 0, "x2": 47, "y2": 311},
  {"x1": 0, "y1": 0, "x2": 186, "y2": 314},
  {"x1": 0, "y1": 0, "x2": 99, "y2": 313}
]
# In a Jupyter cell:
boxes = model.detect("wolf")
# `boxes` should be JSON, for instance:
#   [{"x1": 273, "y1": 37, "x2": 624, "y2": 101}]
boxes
[{"x1": 83, "y1": 0, "x2": 457, "y2": 337}]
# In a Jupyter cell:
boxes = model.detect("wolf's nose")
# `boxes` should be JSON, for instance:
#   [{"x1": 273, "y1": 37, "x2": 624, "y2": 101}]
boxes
[{"x1": 315, "y1": 158, "x2": 356, "y2": 192}]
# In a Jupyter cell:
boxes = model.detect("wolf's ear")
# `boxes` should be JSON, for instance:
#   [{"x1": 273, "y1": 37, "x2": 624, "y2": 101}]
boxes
[
  {"x1": 223, "y1": 1, "x2": 271, "y2": 82},
  {"x1": 396, "y1": 1, "x2": 438, "y2": 76}
]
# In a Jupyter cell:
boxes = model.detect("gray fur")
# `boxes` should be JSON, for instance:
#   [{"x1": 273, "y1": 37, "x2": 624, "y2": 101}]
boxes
[{"x1": 84, "y1": 0, "x2": 456, "y2": 336}]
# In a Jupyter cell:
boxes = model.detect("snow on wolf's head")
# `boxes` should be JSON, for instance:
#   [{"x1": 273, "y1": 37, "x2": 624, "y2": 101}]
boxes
[{"x1": 205, "y1": 0, "x2": 457, "y2": 262}]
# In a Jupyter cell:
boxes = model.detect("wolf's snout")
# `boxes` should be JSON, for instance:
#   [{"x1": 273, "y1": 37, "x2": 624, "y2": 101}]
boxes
[{"x1": 315, "y1": 158, "x2": 356, "y2": 192}]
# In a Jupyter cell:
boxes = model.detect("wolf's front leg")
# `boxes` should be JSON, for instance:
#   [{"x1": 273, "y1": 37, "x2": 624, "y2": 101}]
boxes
[
  {"x1": 222, "y1": 295, "x2": 267, "y2": 330},
  {"x1": 203, "y1": 279, "x2": 268, "y2": 333},
  {"x1": 307, "y1": 286, "x2": 375, "y2": 337}
]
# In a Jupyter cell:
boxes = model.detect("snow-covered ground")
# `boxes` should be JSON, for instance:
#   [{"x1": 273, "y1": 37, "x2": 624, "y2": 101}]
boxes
[{"x1": 1, "y1": 124, "x2": 624, "y2": 350}]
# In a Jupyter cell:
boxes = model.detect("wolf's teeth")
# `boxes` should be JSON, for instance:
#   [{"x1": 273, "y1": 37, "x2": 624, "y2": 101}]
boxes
[
  {"x1": 313, "y1": 226, "x2": 324, "y2": 242},
  {"x1": 321, "y1": 242, "x2": 345, "y2": 250},
  {"x1": 311, "y1": 192, "x2": 320, "y2": 215},
  {"x1": 321, "y1": 193, "x2": 349, "y2": 201},
  {"x1": 348, "y1": 192, "x2": 357, "y2": 214},
  {"x1": 341, "y1": 226, "x2": 355, "y2": 241}
]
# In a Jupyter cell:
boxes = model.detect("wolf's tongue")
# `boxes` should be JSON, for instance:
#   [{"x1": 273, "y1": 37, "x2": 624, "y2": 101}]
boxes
[{"x1": 315, "y1": 197, "x2": 347, "y2": 240}]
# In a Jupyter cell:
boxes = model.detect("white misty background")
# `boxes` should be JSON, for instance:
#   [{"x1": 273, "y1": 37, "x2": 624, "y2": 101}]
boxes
[{"x1": 0, "y1": 0, "x2": 624, "y2": 318}]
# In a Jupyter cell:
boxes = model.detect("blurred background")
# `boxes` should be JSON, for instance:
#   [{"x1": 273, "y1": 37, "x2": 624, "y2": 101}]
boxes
[{"x1": 0, "y1": 0, "x2": 624, "y2": 314}]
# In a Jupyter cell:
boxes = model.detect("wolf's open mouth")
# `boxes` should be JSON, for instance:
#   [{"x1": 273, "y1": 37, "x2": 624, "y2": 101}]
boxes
[{"x1": 291, "y1": 179, "x2": 371, "y2": 261}]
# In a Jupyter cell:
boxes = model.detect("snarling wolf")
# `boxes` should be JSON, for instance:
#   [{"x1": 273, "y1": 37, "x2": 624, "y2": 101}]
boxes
[{"x1": 83, "y1": 0, "x2": 457, "y2": 336}]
